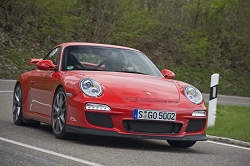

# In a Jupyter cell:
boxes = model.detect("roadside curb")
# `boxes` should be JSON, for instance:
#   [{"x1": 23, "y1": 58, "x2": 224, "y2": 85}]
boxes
[{"x1": 207, "y1": 135, "x2": 250, "y2": 148}]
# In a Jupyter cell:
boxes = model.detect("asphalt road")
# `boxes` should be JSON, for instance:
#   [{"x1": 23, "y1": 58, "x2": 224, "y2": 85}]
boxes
[
  {"x1": 202, "y1": 94, "x2": 250, "y2": 106},
  {"x1": 0, "y1": 79, "x2": 250, "y2": 166}
]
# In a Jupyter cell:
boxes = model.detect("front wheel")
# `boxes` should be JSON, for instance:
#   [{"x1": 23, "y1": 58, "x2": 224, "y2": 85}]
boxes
[
  {"x1": 52, "y1": 87, "x2": 68, "y2": 139},
  {"x1": 167, "y1": 140, "x2": 196, "y2": 148}
]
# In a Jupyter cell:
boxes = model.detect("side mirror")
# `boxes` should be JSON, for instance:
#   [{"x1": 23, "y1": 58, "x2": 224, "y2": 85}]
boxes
[
  {"x1": 36, "y1": 60, "x2": 56, "y2": 70},
  {"x1": 162, "y1": 69, "x2": 175, "y2": 79}
]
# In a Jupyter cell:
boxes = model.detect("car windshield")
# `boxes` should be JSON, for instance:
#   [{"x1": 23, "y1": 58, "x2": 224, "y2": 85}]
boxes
[{"x1": 62, "y1": 46, "x2": 163, "y2": 77}]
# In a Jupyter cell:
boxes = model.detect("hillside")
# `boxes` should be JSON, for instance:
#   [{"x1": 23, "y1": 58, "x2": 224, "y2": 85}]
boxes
[{"x1": 0, "y1": 0, "x2": 249, "y2": 96}]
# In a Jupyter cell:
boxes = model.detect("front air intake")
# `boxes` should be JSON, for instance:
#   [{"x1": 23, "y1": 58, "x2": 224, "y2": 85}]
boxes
[{"x1": 123, "y1": 120, "x2": 182, "y2": 133}]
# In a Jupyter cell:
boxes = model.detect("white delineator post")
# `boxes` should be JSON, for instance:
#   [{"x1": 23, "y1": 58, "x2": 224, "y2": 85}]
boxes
[{"x1": 207, "y1": 73, "x2": 219, "y2": 127}]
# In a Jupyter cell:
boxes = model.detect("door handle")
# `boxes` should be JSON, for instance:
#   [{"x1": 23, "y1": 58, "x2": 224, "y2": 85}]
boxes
[{"x1": 31, "y1": 80, "x2": 35, "y2": 84}]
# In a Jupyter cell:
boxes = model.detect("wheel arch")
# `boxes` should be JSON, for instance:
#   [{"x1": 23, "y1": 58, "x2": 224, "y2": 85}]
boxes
[
  {"x1": 13, "y1": 80, "x2": 26, "y2": 109},
  {"x1": 14, "y1": 80, "x2": 21, "y2": 87},
  {"x1": 55, "y1": 84, "x2": 64, "y2": 93},
  {"x1": 13, "y1": 81, "x2": 21, "y2": 98},
  {"x1": 52, "y1": 84, "x2": 64, "y2": 101},
  {"x1": 15, "y1": 77, "x2": 30, "y2": 107}
]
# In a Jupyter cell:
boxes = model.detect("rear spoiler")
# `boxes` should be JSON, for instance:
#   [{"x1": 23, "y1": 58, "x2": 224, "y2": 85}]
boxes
[{"x1": 29, "y1": 58, "x2": 43, "y2": 65}]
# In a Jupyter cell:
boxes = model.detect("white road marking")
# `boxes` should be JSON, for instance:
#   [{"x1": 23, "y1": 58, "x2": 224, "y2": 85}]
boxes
[
  {"x1": 0, "y1": 137, "x2": 104, "y2": 166},
  {"x1": 0, "y1": 91, "x2": 13, "y2": 93},
  {"x1": 206, "y1": 140, "x2": 250, "y2": 151}
]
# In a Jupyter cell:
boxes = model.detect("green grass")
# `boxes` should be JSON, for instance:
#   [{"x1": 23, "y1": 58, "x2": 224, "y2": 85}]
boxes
[{"x1": 206, "y1": 105, "x2": 250, "y2": 142}]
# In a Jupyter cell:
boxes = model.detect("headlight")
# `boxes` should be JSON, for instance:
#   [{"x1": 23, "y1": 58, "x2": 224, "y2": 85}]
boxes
[
  {"x1": 80, "y1": 78, "x2": 102, "y2": 97},
  {"x1": 184, "y1": 86, "x2": 203, "y2": 104}
]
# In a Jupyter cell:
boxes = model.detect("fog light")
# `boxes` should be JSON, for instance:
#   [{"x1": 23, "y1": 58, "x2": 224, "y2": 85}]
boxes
[
  {"x1": 192, "y1": 110, "x2": 206, "y2": 117},
  {"x1": 85, "y1": 103, "x2": 111, "y2": 111}
]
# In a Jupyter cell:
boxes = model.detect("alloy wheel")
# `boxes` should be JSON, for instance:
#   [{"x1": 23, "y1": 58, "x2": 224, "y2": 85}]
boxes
[
  {"x1": 12, "y1": 84, "x2": 24, "y2": 125},
  {"x1": 52, "y1": 88, "x2": 67, "y2": 138}
]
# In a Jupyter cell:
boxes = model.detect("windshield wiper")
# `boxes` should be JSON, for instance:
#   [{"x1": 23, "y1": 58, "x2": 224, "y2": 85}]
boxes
[
  {"x1": 116, "y1": 70, "x2": 145, "y2": 75},
  {"x1": 78, "y1": 68, "x2": 145, "y2": 75},
  {"x1": 79, "y1": 68, "x2": 102, "y2": 71}
]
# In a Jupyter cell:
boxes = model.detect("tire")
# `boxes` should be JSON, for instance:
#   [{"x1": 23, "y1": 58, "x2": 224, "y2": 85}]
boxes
[
  {"x1": 51, "y1": 87, "x2": 68, "y2": 139},
  {"x1": 167, "y1": 140, "x2": 196, "y2": 148},
  {"x1": 12, "y1": 84, "x2": 25, "y2": 126}
]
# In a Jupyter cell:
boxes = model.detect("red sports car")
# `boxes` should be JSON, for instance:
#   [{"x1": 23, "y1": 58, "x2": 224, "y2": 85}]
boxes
[{"x1": 13, "y1": 42, "x2": 207, "y2": 148}]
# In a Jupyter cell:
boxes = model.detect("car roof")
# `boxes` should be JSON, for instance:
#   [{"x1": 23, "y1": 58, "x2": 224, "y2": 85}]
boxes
[{"x1": 59, "y1": 42, "x2": 140, "y2": 52}]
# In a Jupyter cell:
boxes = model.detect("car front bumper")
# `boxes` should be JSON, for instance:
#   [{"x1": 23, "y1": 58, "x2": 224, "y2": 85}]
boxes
[
  {"x1": 66, "y1": 92, "x2": 208, "y2": 141},
  {"x1": 66, "y1": 124, "x2": 207, "y2": 141}
]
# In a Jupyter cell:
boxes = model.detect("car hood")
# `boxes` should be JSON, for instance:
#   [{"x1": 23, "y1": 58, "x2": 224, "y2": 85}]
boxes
[{"x1": 67, "y1": 71, "x2": 180, "y2": 101}]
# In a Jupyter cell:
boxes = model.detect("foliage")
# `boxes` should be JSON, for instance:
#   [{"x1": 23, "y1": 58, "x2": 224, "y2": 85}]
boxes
[{"x1": 0, "y1": 0, "x2": 250, "y2": 96}]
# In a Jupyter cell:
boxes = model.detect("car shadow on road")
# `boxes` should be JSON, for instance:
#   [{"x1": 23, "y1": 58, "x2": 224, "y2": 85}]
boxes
[
  {"x1": 70, "y1": 133, "x2": 202, "y2": 153},
  {"x1": 26, "y1": 123, "x2": 204, "y2": 153}
]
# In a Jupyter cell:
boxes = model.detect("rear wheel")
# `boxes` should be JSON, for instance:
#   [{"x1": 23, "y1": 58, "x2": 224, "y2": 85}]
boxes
[
  {"x1": 13, "y1": 84, "x2": 25, "y2": 125},
  {"x1": 52, "y1": 87, "x2": 68, "y2": 139},
  {"x1": 167, "y1": 140, "x2": 196, "y2": 148},
  {"x1": 13, "y1": 84, "x2": 40, "y2": 127}
]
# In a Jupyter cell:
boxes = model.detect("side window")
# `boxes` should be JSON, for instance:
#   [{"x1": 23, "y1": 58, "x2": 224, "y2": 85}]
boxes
[{"x1": 44, "y1": 47, "x2": 61, "y2": 65}]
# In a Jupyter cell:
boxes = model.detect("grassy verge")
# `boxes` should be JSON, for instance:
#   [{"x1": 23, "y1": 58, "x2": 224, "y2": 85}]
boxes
[{"x1": 206, "y1": 104, "x2": 250, "y2": 142}]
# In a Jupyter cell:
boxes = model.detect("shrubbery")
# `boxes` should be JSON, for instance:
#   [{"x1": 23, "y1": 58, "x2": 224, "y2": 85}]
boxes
[{"x1": 0, "y1": 0, "x2": 249, "y2": 96}]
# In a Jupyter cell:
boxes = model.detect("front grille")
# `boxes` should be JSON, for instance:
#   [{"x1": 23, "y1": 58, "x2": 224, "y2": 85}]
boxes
[
  {"x1": 123, "y1": 120, "x2": 182, "y2": 134},
  {"x1": 85, "y1": 112, "x2": 113, "y2": 128},
  {"x1": 186, "y1": 119, "x2": 205, "y2": 132}
]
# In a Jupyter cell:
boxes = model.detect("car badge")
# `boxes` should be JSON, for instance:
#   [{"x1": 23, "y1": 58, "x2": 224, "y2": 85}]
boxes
[{"x1": 146, "y1": 92, "x2": 151, "y2": 95}]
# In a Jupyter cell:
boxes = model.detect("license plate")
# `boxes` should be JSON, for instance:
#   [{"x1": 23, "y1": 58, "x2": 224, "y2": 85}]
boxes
[{"x1": 133, "y1": 109, "x2": 176, "y2": 121}]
